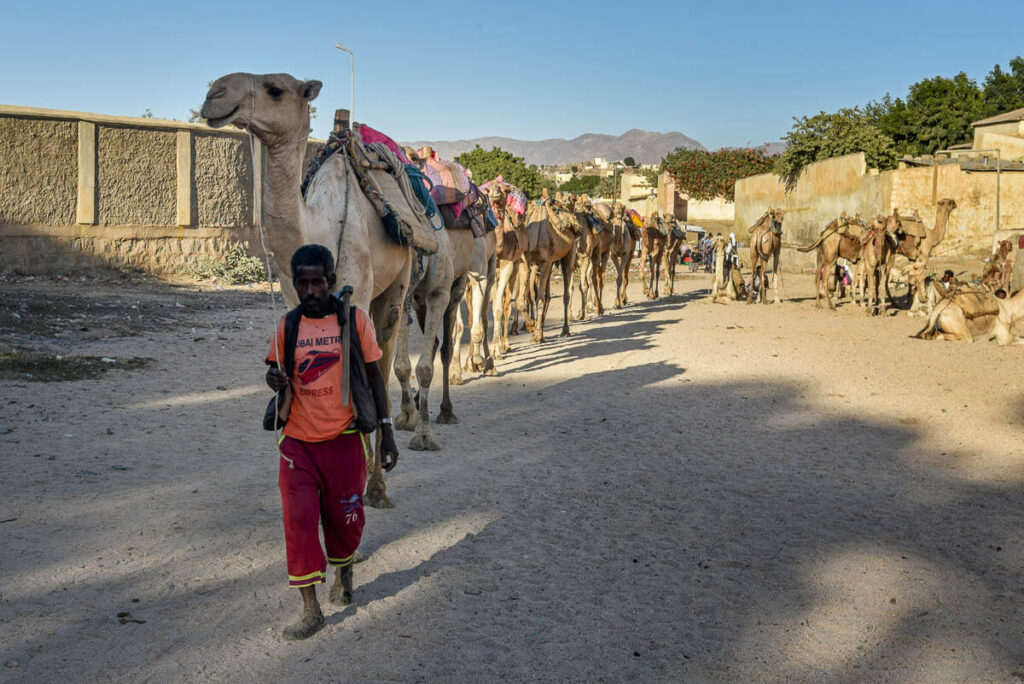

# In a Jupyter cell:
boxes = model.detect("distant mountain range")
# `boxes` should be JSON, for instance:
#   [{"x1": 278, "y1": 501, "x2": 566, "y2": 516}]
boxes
[{"x1": 401, "y1": 128, "x2": 707, "y2": 166}]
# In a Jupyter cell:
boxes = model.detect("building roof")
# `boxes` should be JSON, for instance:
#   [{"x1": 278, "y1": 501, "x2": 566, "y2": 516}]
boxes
[{"x1": 972, "y1": 106, "x2": 1024, "y2": 127}]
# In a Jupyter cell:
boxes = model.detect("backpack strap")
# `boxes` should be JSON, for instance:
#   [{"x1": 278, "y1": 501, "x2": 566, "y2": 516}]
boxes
[{"x1": 282, "y1": 306, "x2": 303, "y2": 377}]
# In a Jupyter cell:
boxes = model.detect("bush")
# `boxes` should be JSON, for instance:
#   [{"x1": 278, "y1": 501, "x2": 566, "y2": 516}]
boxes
[{"x1": 184, "y1": 244, "x2": 266, "y2": 284}]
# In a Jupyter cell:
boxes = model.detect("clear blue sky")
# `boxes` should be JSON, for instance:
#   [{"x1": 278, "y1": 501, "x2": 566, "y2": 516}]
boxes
[{"x1": 3, "y1": 0, "x2": 1023, "y2": 151}]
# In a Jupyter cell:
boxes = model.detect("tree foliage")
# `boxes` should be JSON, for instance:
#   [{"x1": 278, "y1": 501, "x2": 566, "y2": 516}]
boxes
[
  {"x1": 455, "y1": 145, "x2": 554, "y2": 198},
  {"x1": 781, "y1": 57, "x2": 1024, "y2": 185},
  {"x1": 623, "y1": 156, "x2": 636, "y2": 167},
  {"x1": 662, "y1": 147, "x2": 774, "y2": 201},
  {"x1": 775, "y1": 108, "x2": 898, "y2": 188}
]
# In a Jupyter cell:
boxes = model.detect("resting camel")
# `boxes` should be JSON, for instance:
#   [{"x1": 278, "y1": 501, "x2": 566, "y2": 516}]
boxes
[
  {"x1": 486, "y1": 184, "x2": 529, "y2": 358},
  {"x1": 913, "y1": 285, "x2": 1024, "y2": 344},
  {"x1": 640, "y1": 212, "x2": 668, "y2": 300},
  {"x1": 709, "y1": 234, "x2": 747, "y2": 302},
  {"x1": 518, "y1": 196, "x2": 580, "y2": 342},
  {"x1": 746, "y1": 208, "x2": 785, "y2": 304},
  {"x1": 661, "y1": 215, "x2": 685, "y2": 296},
  {"x1": 201, "y1": 72, "x2": 411, "y2": 509},
  {"x1": 609, "y1": 203, "x2": 638, "y2": 308},
  {"x1": 898, "y1": 199, "x2": 958, "y2": 311}
]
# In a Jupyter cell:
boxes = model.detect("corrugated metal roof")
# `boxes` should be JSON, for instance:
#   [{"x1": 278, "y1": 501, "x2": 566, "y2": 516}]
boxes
[{"x1": 972, "y1": 106, "x2": 1024, "y2": 127}]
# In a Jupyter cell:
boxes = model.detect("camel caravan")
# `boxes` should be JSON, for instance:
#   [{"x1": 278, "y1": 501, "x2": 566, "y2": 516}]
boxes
[
  {"x1": 708, "y1": 193, "x2": 1024, "y2": 344},
  {"x1": 199, "y1": 71, "x2": 697, "y2": 502}
]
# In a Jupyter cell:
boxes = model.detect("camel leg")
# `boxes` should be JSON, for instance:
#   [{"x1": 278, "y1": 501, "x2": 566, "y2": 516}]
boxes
[
  {"x1": 491, "y1": 259, "x2": 514, "y2": 358},
  {"x1": 559, "y1": 255, "x2": 574, "y2": 338},
  {"x1": 824, "y1": 257, "x2": 837, "y2": 310},
  {"x1": 392, "y1": 310, "x2": 419, "y2": 432},
  {"x1": 640, "y1": 246, "x2": 651, "y2": 297},
  {"x1": 450, "y1": 298, "x2": 466, "y2": 386},
  {"x1": 520, "y1": 262, "x2": 540, "y2": 334},
  {"x1": 593, "y1": 251, "x2": 607, "y2": 314},
  {"x1": 436, "y1": 279, "x2": 465, "y2": 425},
  {"x1": 620, "y1": 245, "x2": 633, "y2": 305},
  {"x1": 772, "y1": 250, "x2": 782, "y2": 305},
  {"x1": 575, "y1": 254, "x2": 590, "y2": 321},
  {"x1": 534, "y1": 261, "x2": 553, "y2": 343},
  {"x1": 406, "y1": 280, "x2": 450, "y2": 451},
  {"x1": 747, "y1": 258, "x2": 757, "y2": 304},
  {"x1": 503, "y1": 260, "x2": 520, "y2": 351},
  {"x1": 468, "y1": 260, "x2": 494, "y2": 375},
  {"x1": 365, "y1": 270, "x2": 409, "y2": 510}
]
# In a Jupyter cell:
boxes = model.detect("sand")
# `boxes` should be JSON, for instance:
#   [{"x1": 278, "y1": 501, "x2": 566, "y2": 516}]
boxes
[{"x1": 1, "y1": 269, "x2": 1023, "y2": 683}]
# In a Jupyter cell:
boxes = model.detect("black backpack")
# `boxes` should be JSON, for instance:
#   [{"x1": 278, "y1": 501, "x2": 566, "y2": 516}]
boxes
[{"x1": 263, "y1": 294, "x2": 378, "y2": 434}]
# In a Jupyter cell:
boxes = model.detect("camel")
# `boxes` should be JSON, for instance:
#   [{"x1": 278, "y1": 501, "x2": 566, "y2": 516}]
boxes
[
  {"x1": 709, "y1": 234, "x2": 747, "y2": 302},
  {"x1": 746, "y1": 209, "x2": 785, "y2": 304},
  {"x1": 797, "y1": 213, "x2": 870, "y2": 310},
  {"x1": 518, "y1": 196, "x2": 580, "y2": 343},
  {"x1": 486, "y1": 185, "x2": 529, "y2": 357},
  {"x1": 393, "y1": 195, "x2": 495, "y2": 452},
  {"x1": 857, "y1": 214, "x2": 897, "y2": 315},
  {"x1": 898, "y1": 199, "x2": 958, "y2": 311},
  {"x1": 570, "y1": 195, "x2": 614, "y2": 320},
  {"x1": 640, "y1": 212, "x2": 668, "y2": 300},
  {"x1": 661, "y1": 215, "x2": 685, "y2": 296},
  {"x1": 608, "y1": 203, "x2": 638, "y2": 308},
  {"x1": 913, "y1": 285, "x2": 1024, "y2": 344},
  {"x1": 200, "y1": 72, "x2": 411, "y2": 509},
  {"x1": 450, "y1": 203, "x2": 497, "y2": 384},
  {"x1": 981, "y1": 240, "x2": 1014, "y2": 290}
]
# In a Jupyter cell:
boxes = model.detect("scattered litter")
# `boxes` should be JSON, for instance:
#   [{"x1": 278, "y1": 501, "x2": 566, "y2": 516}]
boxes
[
  {"x1": 111, "y1": 465, "x2": 128, "y2": 471},
  {"x1": 101, "y1": 357, "x2": 117, "y2": 364},
  {"x1": 11, "y1": 313, "x2": 20, "y2": 319}
]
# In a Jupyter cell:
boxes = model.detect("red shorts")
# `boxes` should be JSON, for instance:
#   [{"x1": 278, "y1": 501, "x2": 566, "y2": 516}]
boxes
[{"x1": 278, "y1": 430, "x2": 370, "y2": 588}]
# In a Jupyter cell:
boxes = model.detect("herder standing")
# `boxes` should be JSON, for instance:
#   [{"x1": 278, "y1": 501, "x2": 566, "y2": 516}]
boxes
[{"x1": 265, "y1": 244, "x2": 399, "y2": 640}]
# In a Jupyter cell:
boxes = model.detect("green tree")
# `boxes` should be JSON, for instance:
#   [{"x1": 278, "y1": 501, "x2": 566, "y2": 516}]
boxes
[
  {"x1": 900, "y1": 72, "x2": 984, "y2": 155},
  {"x1": 558, "y1": 174, "x2": 603, "y2": 195},
  {"x1": 623, "y1": 156, "x2": 636, "y2": 167},
  {"x1": 662, "y1": 147, "x2": 774, "y2": 201},
  {"x1": 455, "y1": 145, "x2": 553, "y2": 198},
  {"x1": 775, "y1": 108, "x2": 897, "y2": 189},
  {"x1": 982, "y1": 56, "x2": 1024, "y2": 117}
]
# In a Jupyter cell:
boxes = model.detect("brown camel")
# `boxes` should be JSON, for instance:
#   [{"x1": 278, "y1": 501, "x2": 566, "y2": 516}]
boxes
[
  {"x1": 661, "y1": 215, "x2": 685, "y2": 296},
  {"x1": 570, "y1": 195, "x2": 614, "y2": 320},
  {"x1": 200, "y1": 72, "x2": 411, "y2": 509},
  {"x1": 900, "y1": 199, "x2": 958, "y2": 311},
  {"x1": 797, "y1": 213, "x2": 868, "y2": 310},
  {"x1": 746, "y1": 208, "x2": 785, "y2": 304},
  {"x1": 640, "y1": 212, "x2": 668, "y2": 300},
  {"x1": 914, "y1": 285, "x2": 1024, "y2": 344},
  {"x1": 981, "y1": 240, "x2": 1014, "y2": 290},
  {"x1": 609, "y1": 203, "x2": 638, "y2": 308},
  {"x1": 486, "y1": 184, "x2": 529, "y2": 357},
  {"x1": 857, "y1": 215, "x2": 897, "y2": 315},
  {"x1": 518, "y1": 196, "x2": 580, "y2": 342}
]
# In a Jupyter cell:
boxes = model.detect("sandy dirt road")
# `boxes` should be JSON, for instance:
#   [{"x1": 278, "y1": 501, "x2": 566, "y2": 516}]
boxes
[{"x1": 1, "y1": 270, "x2": 1023, "y2": 683}]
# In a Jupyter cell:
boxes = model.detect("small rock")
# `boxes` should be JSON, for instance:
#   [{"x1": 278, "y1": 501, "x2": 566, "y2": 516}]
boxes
[
  {"x1": 106, "y1": 427, "x2": 114, "y2": 435},
  {"x1": 4, "y1": 659, "x2": 18, "y2": 668},
  {"x1": 111, "y1": 465, "x2": 127, "y2": 471},
  {"x1": 216, "y1": 386, "x2": 227, "y2": 391},
  {"x1": 100, "y1": 357, "x2": 116, "y2": 364}
]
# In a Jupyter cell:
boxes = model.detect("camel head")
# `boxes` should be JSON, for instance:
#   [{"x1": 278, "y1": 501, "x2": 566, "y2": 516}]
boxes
[
  {"x1": 200, "y1": 72, "x2": 322, "y2": 146},
  {"x1": 768, "y1": 208, "x2": 784, "y2": 234}
]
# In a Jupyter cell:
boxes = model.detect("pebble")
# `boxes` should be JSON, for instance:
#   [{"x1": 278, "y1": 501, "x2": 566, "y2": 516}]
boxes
[{"x1": 4, "y1": 660, "x2": 18, "y2": 668}]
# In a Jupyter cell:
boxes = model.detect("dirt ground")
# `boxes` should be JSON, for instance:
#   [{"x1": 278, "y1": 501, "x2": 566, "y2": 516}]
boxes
[{"x1": 1, "y1": 265, "x2": 1023, "y2": 683}]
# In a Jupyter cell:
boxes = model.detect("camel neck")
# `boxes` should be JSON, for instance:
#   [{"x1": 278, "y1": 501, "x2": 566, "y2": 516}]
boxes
[{"x1": 261, "y1": 138, "x2": 309, "y2": 278}]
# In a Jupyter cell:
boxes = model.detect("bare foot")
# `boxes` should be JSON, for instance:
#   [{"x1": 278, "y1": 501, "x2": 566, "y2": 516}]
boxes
[{"x1": 282, "y1": 612, "x2": 325, "y2": 640}]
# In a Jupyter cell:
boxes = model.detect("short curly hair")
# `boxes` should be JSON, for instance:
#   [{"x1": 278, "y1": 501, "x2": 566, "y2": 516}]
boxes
[{"x1": 290, "y1": 244, "x2": 334, "y2": 279}]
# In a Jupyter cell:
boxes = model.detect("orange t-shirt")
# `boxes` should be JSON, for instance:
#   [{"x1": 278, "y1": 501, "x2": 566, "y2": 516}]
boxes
[{"x1": 266, "y1": 307, "x2": 383, "y2": 442}]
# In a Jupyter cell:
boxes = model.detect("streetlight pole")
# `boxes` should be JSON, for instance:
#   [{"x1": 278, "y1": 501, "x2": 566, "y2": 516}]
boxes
[{"x1": 334, "y1": 43, "x2": 355, "y2": 125}]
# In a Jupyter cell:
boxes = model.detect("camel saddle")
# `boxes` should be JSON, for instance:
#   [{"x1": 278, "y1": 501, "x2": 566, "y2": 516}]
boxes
[
  {"x1": 936, "y1": 286, "x2": 1000, "y2": 319},
  {"x1": 439, "y1": 200, "x2": 488, "y2": 238},
  {"x1": 897, "y1": 214, "x2": 927, "y2": 239}
]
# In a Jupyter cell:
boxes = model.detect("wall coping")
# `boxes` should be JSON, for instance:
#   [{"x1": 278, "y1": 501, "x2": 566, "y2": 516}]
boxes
[{"x1": 0, "y1": 103, "x2": 324, "y2": 142}]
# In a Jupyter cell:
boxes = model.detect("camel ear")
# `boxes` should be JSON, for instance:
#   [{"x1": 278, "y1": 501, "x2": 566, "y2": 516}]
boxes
[{"x1": 301, "y1": 80, "x2": 323, "y2": 102}]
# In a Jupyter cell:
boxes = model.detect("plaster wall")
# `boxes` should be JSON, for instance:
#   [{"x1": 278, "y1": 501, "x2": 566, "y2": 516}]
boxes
[
  {"x1": 97, "y1": 126, "x2": 176, "y2": 227},
  {"x1": 736, "y1": 152, "x2": 1024, "y2": 272},
  {"x1": 0, "y1": 116, "x2": 77, "y2": 226}
]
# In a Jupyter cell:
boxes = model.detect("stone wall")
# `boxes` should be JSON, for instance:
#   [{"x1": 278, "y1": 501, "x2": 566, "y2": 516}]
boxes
[
  {"x1": 0, "y1": 105, "x2": 277, "y2": 275},
  {"x1": 735, "y1": 152, "x2": 1024, "y2": 272}
]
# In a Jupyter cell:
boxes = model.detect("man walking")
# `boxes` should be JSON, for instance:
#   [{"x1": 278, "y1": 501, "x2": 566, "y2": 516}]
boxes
[{"x1": 265, "y1": 244, "x2": 399, "y2": 640}]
